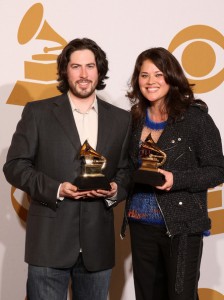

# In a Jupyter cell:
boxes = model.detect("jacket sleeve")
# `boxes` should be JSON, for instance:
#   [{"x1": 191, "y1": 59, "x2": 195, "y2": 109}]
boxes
[
  {"x1": 172, "y1": 111, "x2": 224, "y2": 192},
  {"x1": 111, "y1": 114, "x2": 132, "y2": 203},
  {"x1": 3, "y1": 103, "x2": 60, "y2": 211}
]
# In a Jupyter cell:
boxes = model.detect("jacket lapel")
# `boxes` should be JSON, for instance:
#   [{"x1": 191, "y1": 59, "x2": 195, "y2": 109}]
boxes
[
  {"x1": 96, "y1": 98, "x2": 111, "y2": 154},
  {"x1": 157, "y1": 118, "x2": 184, "y2": 151},
  {"x1": 52, "y1": 94, "x2": 81, "y2": 153}
]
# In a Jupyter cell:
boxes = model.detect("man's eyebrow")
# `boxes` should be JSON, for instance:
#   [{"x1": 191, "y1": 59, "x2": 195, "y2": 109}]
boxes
[{"x1": 70, "y1": 63, "x2": 96, "y2": 66}]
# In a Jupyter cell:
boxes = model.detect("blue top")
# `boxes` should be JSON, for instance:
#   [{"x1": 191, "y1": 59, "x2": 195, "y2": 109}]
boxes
[{"x1": 128, "y1": 184, "x2": 165, "y2": 225}]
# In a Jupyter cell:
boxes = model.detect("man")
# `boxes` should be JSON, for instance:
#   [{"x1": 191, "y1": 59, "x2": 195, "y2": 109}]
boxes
[{"x1": 3, "y1": 38, "x2": 131, "y2": 300}]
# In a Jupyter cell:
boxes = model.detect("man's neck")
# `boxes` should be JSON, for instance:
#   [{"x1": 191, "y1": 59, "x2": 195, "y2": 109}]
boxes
[{"x1": 68, "y1": 91, "x2": 96, "y2": 113}]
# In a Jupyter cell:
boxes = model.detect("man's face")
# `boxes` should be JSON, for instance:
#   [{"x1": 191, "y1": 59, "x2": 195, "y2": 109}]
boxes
[{"x1": 67, "y1": 49, "x2": 99, "y2": 98}]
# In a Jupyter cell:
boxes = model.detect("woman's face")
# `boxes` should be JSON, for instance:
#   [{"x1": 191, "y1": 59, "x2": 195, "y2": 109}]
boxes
[{"x1": 138, "y1": 59, "x2": 170, "y2": 105}]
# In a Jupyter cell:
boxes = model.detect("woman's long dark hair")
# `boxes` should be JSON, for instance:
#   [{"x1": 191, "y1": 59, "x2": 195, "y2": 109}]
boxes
[
  {"x1": 127, "y1": 47, "x2": 197, "y2": 124},
  {"x1": 57, "y1": 38, "x2": 109, "y2": 93}
]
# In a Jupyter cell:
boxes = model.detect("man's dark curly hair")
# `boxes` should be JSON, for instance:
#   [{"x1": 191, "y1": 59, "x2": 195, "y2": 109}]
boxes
[{"x1": 57, "y1": 38, "x2": 109, "y2": 93}]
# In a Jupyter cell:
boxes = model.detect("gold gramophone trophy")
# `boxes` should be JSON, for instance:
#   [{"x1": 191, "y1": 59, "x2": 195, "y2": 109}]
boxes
[
  {"x1": 74, "y1": 140, "x2": 111, "y2": 191},
  {"x1": 133, "y1": 133, "x2": 167, "y2": 186}
]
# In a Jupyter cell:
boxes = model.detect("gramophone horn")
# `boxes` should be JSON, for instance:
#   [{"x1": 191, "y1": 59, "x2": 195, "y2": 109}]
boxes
[
  {"x1": 17, "y1": 3, "x2": 67, "y2": 52},
  {"x1": 142, "y1": 133, "x2": 167, "y2": 166},
  {"x1": 80, "y1": 140, "x2": 105, "y2": 160}
]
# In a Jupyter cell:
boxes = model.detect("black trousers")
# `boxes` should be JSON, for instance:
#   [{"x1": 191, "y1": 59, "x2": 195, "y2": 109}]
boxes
[{"x1": 129, "y1": 222, "x2": 203, "y2": 300}]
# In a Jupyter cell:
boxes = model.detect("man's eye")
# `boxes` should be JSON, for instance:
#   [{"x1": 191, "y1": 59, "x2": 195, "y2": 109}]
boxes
[{"x1": 72, "y1": 65, "x2": 79, "y2": 69}]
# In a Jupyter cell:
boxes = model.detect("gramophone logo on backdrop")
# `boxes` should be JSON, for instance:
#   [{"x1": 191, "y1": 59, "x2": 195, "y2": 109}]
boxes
[
  {"x1": 168, "y1": 25, "x2": 224, "y2": 94},
  {"x1": 7, "y1": 2, "x2": 67, "y2": 106}
]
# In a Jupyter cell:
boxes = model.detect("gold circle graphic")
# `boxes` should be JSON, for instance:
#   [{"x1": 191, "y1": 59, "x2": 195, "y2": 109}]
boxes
[
  {"x1": 182, "y1": 41, "x2": 216, "y2": 77},
  {"x1": 198, "y1": 288, "x2": 224, "y2": 300},
  {"x1": 11, "y1": 186, "x2": 29, "y2": 223},
  {"x1": 168, "y1": 25, "x2": 224, "y2": 93}
]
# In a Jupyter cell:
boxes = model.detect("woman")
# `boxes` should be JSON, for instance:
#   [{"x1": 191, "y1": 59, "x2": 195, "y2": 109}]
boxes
[{"x1": 122, "y1": 47, "x2": 224, "y2": 300}]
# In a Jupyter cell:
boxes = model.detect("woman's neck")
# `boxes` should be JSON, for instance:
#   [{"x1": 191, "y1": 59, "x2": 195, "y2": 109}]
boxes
[{"x1": 148, "y1": 107, "x2": 167, "y2": 122}]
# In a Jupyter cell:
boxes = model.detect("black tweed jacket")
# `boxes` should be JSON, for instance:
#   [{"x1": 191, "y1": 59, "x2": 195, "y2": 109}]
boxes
[{"x1": 122, "y1": 103, "x2": 224, "y2": 293}]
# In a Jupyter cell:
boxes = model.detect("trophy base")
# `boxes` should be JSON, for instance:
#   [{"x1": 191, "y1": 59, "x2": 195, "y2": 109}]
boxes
[
  {"x1": 133, "y1": 169, "x2": 165, "y2": 186},
  {"x1": 74, "y1": 176, "x2": 111, "y2": 191}
]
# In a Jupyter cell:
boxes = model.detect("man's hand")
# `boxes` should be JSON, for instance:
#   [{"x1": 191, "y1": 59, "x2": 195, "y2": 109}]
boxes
[
  {"x1": 84, "y1": 182, "x2": 118, "y2": 198},
  {"x1": 59, "y1": 182, "x2": 90, "y2": 199},
  {"x1": 59, "y1": 182, "x2": 118, "y2": 199}
]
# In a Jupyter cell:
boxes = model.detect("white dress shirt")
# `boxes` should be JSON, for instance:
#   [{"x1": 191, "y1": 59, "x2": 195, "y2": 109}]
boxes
[
  {"x1": 69, "y1": 94, "x2": 98, "y2": 149},
  {"x1": 57, "y1": 93, "x2": 116, "y2": 207}
]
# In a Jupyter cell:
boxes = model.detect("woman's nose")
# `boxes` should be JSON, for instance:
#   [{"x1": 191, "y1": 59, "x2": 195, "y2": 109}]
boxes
[{"x1": 147, "y1": 75, "x2": 155, "y2": 84}]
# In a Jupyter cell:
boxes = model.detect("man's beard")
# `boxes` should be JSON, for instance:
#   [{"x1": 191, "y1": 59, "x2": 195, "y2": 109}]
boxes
[{"x1": 69, "y1": 80, "x2": 98, "y2": 99}]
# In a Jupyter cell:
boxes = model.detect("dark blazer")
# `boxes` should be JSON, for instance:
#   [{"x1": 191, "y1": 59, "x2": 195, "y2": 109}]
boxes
[{"x1": 3, "y1": 94, "x2": 132, "y2": 271}]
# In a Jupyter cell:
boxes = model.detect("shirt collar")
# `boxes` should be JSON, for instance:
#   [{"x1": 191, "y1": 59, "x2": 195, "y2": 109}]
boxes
[{"x1": 67, "y1": 91, "x2": 98, "y2": 114}]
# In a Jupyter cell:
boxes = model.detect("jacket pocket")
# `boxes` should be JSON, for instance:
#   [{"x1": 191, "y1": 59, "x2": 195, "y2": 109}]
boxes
[
  {"x1": 28, "y1": 201, "x2": 57, "y2": 217},
  {"x1": 170, "y1": 192, "x2": 204, "y2": 222}
]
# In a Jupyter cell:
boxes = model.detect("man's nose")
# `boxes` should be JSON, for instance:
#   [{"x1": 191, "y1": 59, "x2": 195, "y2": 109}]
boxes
[{"x1": 80, "y1": 67, "x2": 87, "y2": 78}]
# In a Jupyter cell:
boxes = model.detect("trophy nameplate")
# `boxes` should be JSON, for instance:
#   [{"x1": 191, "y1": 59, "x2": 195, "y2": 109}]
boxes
[
  {"x1": 74, "y1": 140, "x2": 111, "y2": 191},
  {"x1": 133, "y1": 133, "x2": 166, "y2": 186}
]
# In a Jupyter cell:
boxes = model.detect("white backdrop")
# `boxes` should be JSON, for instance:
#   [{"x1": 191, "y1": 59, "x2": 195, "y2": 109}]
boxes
[{"x1": 0, "y1": 1, "x2": 224, "y2": 299}]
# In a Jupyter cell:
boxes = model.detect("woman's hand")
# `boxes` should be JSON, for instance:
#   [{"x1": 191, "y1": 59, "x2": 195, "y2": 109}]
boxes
[{"x1": 155, "y1": 169, "x2": 173, "y2": 191}]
